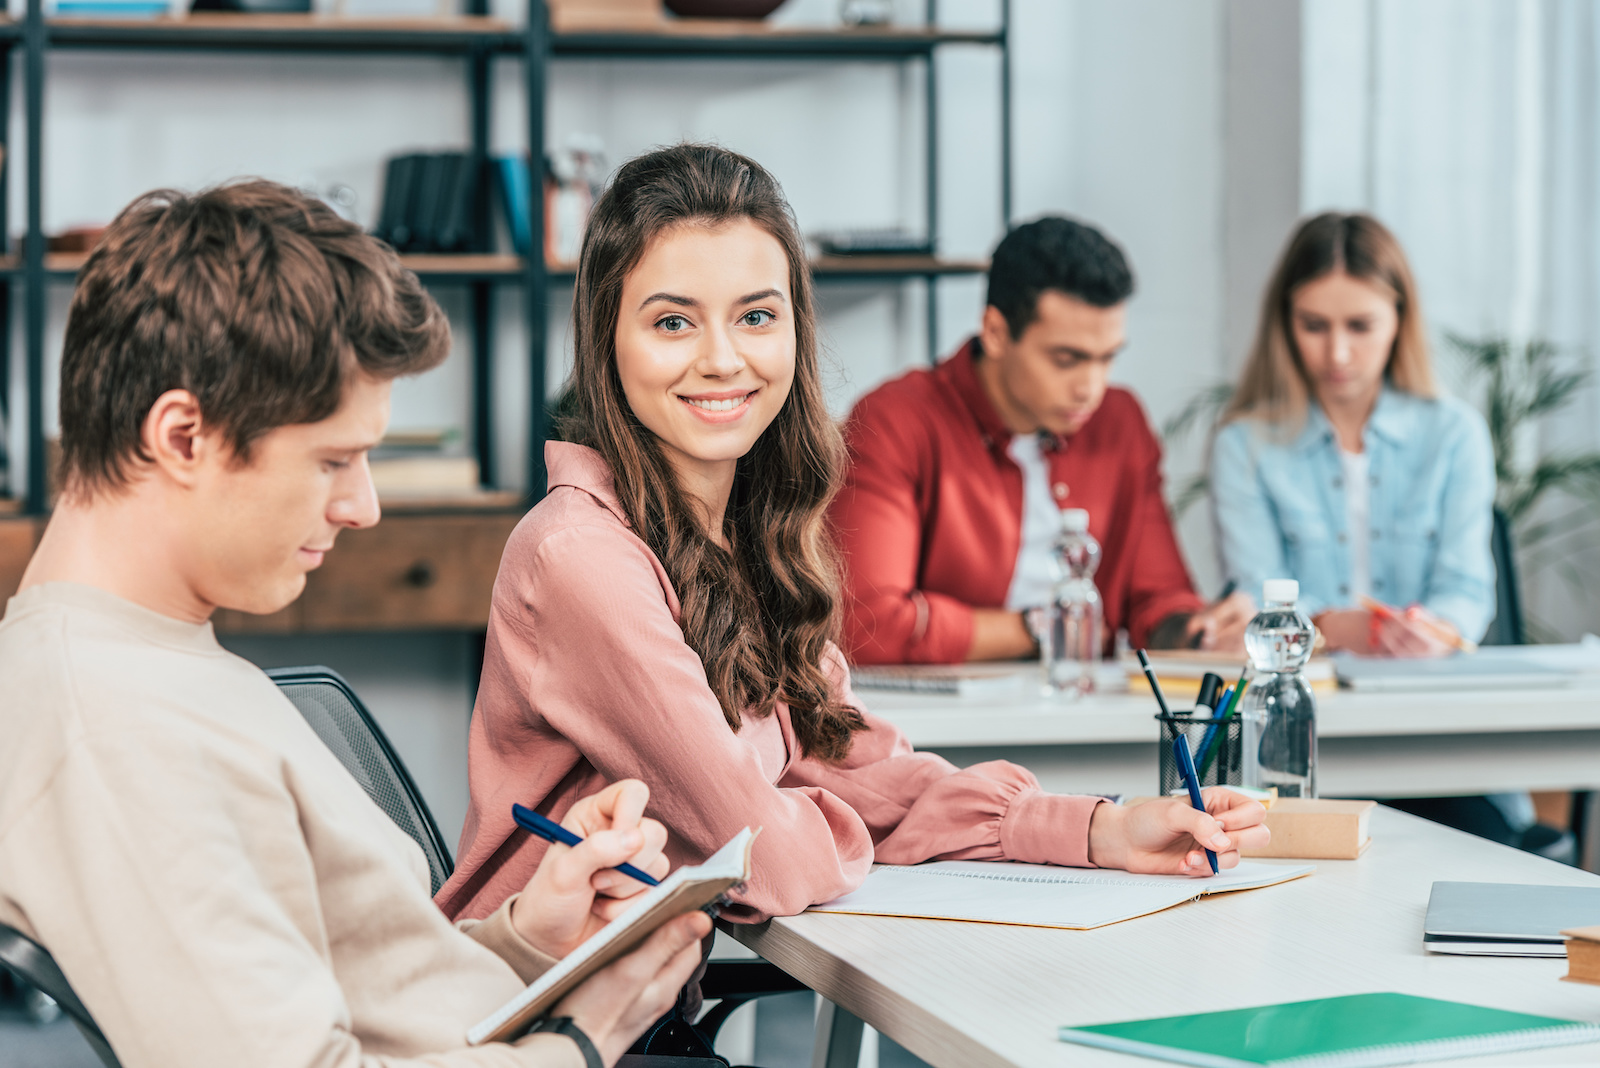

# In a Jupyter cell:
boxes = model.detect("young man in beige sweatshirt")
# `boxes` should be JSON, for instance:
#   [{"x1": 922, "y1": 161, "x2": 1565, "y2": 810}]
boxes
[{"x1": 0, "y1": 180, "x2": 710, "y2": 1068}]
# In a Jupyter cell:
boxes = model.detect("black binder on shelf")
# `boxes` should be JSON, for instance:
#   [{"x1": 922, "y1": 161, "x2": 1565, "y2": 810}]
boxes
[{"x1": 376, "y1": 151, "x2": 481, "y2": 254}]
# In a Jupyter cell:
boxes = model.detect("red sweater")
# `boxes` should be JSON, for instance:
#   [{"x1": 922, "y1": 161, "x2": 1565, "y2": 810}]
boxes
[{"x1": 832, "y1": 339, "x2": 1204, "y2": 663}]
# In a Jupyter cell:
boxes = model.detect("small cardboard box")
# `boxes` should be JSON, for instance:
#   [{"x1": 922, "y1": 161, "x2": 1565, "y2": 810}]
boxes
[
  {"x1": 548, "y1": 0, "x2": 664, "y2": 31},
  {"x1": 1240, "y1": 798, "x2": 1375, "y2": 860}
]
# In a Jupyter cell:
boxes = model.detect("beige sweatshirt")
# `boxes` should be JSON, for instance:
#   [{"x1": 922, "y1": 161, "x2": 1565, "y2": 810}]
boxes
[{"x1": 0, "y1": 582, "x2": 581, "y2": 1068}]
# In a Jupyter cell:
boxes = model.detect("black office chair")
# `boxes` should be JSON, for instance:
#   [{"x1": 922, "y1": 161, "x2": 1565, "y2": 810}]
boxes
[
  {"x1": 1481, "y1": 506, "x2": 1525, "y2": 647},
  {"x1": 269, "y1": 666, "x2": 806, "y2": 1065},
  {"x1": 0, "y1": 924, "x2": 122, "y2": 1068}
]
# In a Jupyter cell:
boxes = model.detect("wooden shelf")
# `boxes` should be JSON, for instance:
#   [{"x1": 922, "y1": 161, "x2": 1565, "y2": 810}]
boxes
[
  {"x1": 377, "y1": 489, "x2": 525, "y2": 513},
  {"x1": 7, "y1": 251, "x2": 529, "y2": 280},
  {"x1": 44, "y1": 13, "x2": 520, "y2": 53},
  {"x1": 552, "y1": 22, "x2": 1001, "y2": 58},
  {"x1": 1, "y1": 15, "x2": 1001, "y2": 58},
  {"x1": 17, "y1": 252, "x2": 986, "y2": 283}
]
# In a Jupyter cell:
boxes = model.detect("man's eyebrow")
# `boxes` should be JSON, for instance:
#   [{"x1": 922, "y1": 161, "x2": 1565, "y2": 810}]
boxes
[
  {"x1": 637, "y1": 292, "x2": 699, "y2": 311},
  {"x1": 1052, "y1": 345, "x2": 1122, "y2": 362},
  {"x1": 736, "y1": 288, "x2": 786, "y2": 305}
]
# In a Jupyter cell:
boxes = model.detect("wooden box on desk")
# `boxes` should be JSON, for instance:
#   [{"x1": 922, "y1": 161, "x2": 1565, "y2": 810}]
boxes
[{"x1": 1240, "y1": 798, "x2": 1376, "y2": 861}]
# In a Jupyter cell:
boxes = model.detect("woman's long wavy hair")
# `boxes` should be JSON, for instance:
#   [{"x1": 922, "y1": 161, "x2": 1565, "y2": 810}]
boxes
[
  {"x1": 1223, "y1": 211, "x2": 1436, "y2": 431},
  {"x1": 559, "y1": 143, "x2": 866, "y2": 763}
]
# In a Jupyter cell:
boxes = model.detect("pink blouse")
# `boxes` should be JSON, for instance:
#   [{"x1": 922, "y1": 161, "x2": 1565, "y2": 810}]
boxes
[{"x1": 436, "y1": 443, "x2": 1105, "y2": 924}]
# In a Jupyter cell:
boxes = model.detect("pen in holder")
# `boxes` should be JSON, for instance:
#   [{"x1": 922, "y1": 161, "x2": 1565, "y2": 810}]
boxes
[{"x1": 1157, "y1": 712, "x2": 1243, "y2": 796}]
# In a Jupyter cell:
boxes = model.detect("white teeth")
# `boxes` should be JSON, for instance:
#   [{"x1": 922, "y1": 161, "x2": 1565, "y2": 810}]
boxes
[{"x1": 683, "y1": 393, "x2": 751, "y2": 412}]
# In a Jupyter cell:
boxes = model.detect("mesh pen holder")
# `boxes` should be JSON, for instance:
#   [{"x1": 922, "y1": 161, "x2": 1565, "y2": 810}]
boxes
[{"x1": 1157, "y1": 712, "x2": 1244, "y2": 796}]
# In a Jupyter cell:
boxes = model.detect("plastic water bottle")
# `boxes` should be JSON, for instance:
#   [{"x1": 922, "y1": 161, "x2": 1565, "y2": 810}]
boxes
[
  {"x1": 1240, "y1": 579, "x2": 1318, "y2": 797},
  {"x1": 1041, "y1": 508, "x2": 1102, "y2": 697}
]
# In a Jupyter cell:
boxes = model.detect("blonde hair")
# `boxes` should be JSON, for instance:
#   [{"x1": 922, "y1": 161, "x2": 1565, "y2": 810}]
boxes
[{"x1": 1223, "y1": 212, "x2": 1435, "y2": 429}]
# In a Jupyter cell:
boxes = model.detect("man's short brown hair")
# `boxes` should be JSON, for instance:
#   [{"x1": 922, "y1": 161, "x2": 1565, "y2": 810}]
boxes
[{"x1": 59, "y1": 179, "x2": 450, "y2": 493}]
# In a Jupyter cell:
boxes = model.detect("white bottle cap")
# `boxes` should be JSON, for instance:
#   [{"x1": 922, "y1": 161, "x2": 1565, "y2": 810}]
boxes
[
  {"x1": 1060, "y1": 508, "x2": 1090, "y2": 533},
  {"x1": 1262, "y1": 578, "x2": 1299, "y2": 605}
]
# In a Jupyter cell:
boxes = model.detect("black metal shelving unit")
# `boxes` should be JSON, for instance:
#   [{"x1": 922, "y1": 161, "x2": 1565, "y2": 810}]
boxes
[
  {"x1": 6, "y1": 6, "x2": 527, "y2": 514},
  {"x1": 1, "y1": 0, "x2": 1012, "y2": 511},
  {"x1": 526, "y1": 0, "x2": 1013, "y2": 491}
]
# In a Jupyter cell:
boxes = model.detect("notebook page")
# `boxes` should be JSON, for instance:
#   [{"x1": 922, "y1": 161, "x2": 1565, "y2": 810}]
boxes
[{"x1": 810, "y1": 860, "x2": 1313, "y2": 930}]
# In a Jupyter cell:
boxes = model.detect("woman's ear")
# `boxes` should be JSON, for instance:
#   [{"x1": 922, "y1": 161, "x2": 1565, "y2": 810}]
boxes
[{"x1": 140, "y1": 389, "x2": 214, "y2": 488}]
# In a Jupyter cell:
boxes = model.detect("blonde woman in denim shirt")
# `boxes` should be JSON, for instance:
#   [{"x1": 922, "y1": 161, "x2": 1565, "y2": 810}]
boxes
[{"x1": 1210, "y1": 213, "x2": 1496, "y2": 657}]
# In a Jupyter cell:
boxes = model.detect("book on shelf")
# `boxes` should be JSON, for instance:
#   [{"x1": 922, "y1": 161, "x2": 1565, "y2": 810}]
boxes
[
  {"x1": 375, "y1": 152, "x2": 481, "y2": 255},
  {"x1": 368, "y1": 428, "x2": 480, "y2": 496},
  {"x1": 812, "y1": 228, "x2": 933, "y2": 257},
  {"x1": 493, "y1": 154, "x2": 533, "y2": 258}
]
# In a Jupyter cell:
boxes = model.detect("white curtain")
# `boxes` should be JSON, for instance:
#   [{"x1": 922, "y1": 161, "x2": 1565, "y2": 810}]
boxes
[{"x1": 1302, "y1": 0, "x2": 1600, "y2": 638}]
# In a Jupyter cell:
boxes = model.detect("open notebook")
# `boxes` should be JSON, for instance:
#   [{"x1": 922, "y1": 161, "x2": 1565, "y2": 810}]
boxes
[
  {"x1": 810, "y1": 859, "x2": 1313, "y2": 930},
  {"x1": 468, "y1": 828, "x2": 755, "y2": 1045}
]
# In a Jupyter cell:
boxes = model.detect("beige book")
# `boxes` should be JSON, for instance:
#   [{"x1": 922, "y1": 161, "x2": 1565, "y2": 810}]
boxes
[
  {"x1": 468, "y1": 828, "x2": 755, "y2": 1045},
  {"x1": 368, "y1": 456, "x2": 480, "y2": 495},
  {"x1": 1240, "y1": 798, "x2": 1376, "y2": 861}
]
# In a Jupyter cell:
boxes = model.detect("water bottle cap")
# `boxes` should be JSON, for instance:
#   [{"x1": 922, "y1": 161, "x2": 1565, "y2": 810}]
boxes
[
  {"x1": 1262, "y1": 578, "x2": 1299, "y2": 604},
  {"x1": 1059, "y1": 508, "x2": 1090, "y2": 533}
]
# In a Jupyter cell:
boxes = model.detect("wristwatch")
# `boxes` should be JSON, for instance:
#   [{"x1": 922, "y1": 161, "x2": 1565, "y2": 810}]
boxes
[
  {"x1": 1021, "y1": 607, "x2": 1044, "y2": 650},
  {"x1": 527, "y1": 1016, "x2": 603, "y2": 1068}
]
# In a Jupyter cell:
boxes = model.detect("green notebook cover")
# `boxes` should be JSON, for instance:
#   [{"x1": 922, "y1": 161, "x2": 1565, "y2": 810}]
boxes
[{"x1": 1058, "y1": 992, "x2": 1600, "y2": 1067}]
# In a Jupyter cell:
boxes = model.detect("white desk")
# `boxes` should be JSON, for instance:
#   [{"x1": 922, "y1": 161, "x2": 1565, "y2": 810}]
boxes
[
  {"x1": 730, "y1": 808, "x2": 1600, "y2": 1067},
  {"x1": 859, "y1": 685, "x2": 1600, "y2": 800}
]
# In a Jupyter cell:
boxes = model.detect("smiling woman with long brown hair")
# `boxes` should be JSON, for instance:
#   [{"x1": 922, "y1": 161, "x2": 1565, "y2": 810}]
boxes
[{"x1": 436, "y1": 145, "x2": 1267, "y2": 981}]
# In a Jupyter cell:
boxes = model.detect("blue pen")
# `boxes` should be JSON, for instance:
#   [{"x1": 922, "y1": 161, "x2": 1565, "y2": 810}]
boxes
[
  {"x1": 512, "y1": 803, "x2": 661, "y2": 887},
  {"x1": 1171, "y1": 736, "x2": 1219, "y2": 875},
  {"x1": 1193, "y1": 685, "x2": 1233, "y2": 775}
]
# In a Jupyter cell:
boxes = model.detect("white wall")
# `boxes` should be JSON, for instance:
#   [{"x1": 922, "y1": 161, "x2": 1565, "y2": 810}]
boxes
[{"x1": 11, "y1": 0, "x2": 1258, "y2": 831}]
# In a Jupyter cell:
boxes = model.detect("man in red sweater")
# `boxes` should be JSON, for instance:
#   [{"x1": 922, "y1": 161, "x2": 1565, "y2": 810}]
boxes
[{"x1": 833, "y1": 217, "x2": 1253, "y2": 664}]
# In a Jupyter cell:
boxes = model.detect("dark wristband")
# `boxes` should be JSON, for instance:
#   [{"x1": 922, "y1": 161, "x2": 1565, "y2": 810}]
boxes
[{"x1": 528, "y1": 1016, "x2": 603, "y2": 1068}]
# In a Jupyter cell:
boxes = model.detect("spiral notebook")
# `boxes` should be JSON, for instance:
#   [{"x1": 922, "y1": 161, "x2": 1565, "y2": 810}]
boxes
[
  {"x1": 1058, "y1": 993, "x2": 1600, "y2": 1067},
  {"x1": 810, "y1": 859, "x2": 1313, "y2": 930}
]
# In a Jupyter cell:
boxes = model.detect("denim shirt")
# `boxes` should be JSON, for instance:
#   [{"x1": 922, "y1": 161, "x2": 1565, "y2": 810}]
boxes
[{"x1": 1208, "y1": 386, "x2": 1497, "y2": 640}]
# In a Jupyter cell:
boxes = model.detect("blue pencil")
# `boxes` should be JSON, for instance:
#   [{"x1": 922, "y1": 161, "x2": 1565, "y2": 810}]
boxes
[{"x1": 512, "y1": 803, "x2": 662, "y2": 887}]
